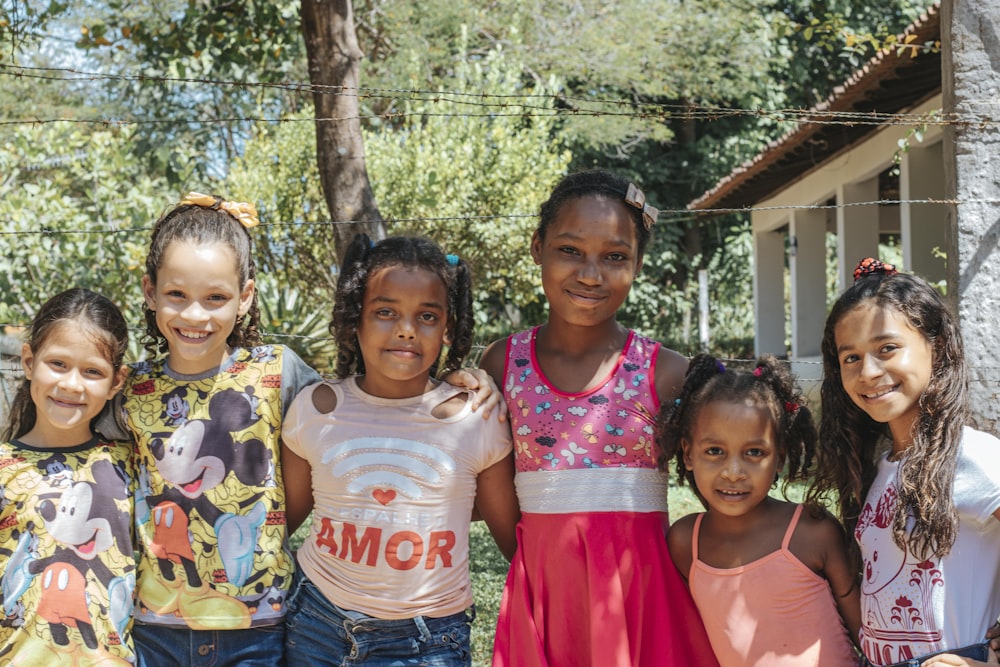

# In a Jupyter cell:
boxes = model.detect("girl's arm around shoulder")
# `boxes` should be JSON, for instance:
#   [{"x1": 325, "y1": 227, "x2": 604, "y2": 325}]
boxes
[
  {"x1": 439, "y1": 336, "x2": 509, "y2": 423},
  {"x1": 279, "y1": 346, "x2": 323, "y2": 413},
  {"x1": 475, "y1": 452, "x2": 519, "y2": 561},
  {"x1": 654, "y1": 345, "x2": 690, "y2": 405},
  {"x1": 441, "y1": 366, "x2": 507, "y2": 422},
  {"x1": 792, "y1": 506, "x2": 862, "y2": 648},
  {"x1": 666, "y1": 512, "x2": 698, "y2": 582}
]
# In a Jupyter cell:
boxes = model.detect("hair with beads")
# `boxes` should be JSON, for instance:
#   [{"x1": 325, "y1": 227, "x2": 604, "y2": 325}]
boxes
[
  {"x1": 656, "y1": 354, "x2": 817, "y2": 502},
  {"x1": 807, "y1": 266, "x2": 966, "y2": 566},
  {"x1": 537, "y1": 169, "x2": 654, "y2": 256},
  {"x1": 4, "y1": 288, "x2": 129, "y2": 441},
  {"x1": 331, "y1": 234, "x2": 474, "y2": 379},
  {"x1": 142, "y1": 195, "x2": 261, "y2": 358}
]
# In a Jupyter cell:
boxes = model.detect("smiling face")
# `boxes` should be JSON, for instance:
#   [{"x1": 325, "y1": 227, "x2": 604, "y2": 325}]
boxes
[
  {"x1": 683, "y1": 399, "x2": 781, "y2": 519},
  {"x1": 531, "y1": 196, "x2": 642, "y2": 329},
  {"x1": 21, "y1": 319, "x2": 125, "y2": 447},
  {"x1": 155, "y1": 421, "x2": 226, "y2": 499},
  {"x1": 833, "y1": 301, "x2": 933, "y2": 451},
  {"x1": 41, "y1": 481, "x2": 114, "y2": 560},
  {"x1": 143, "y1": 240, "x2": 255, "y2": 375},
  {"x1": 356, "y1": 265, "x2": 451, "y2": 399}
]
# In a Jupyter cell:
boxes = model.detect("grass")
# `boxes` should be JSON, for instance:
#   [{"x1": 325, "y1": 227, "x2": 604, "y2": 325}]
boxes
[{"x1": 289, "y1": 477, "x2": 808, "y2": 667}]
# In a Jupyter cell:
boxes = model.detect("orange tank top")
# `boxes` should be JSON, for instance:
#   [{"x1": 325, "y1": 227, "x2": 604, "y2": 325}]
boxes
[{"x1": 688, "y1": 505, "x2": 858, "y2": 667}]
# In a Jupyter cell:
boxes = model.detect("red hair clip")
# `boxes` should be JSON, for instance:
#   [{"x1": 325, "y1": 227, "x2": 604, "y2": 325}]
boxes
[
  {"x1": 853, "y1": 257, "x2": 897, "y2": 282},
  {"x1": 784, "y1": 401, "x2": 800, "y2": 414}
]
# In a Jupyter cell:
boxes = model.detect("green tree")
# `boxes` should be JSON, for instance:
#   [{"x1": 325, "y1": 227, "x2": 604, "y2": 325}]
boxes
[
  {"x1": 363, "y1": 40, "x2": 572, "y2": 336},
  {"x1": 0, "y1": 122, "x2": 171, "y2": 328},
  {"x1": 226, "y1": 37, "x2": 573, "y2": 339}
]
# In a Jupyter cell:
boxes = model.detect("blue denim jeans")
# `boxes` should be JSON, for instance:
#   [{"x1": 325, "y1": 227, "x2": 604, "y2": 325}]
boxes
[
  {"x1": 284, "y1": 573, "x2": 473, "y2": 667},
  {"x1": 134, "y1": 623, "x2": 285, "y2": 667},
  {"x1": 860, "y1": 642, "x2": 990, "y2": 667}
]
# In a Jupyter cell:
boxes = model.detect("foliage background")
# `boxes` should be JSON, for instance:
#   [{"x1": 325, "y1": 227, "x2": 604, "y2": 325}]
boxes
[{"x1": 1, "y1": 0, "x2": 924, "y2": 364}]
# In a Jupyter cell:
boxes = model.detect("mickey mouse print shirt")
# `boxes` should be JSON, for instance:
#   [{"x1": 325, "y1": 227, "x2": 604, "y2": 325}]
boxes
[
  {"x1": 122, "y1": 345, "x2": 319, "y2": 630},
  {"x1": 0, "y1": 438, "x2": 136, "y2": 665}
]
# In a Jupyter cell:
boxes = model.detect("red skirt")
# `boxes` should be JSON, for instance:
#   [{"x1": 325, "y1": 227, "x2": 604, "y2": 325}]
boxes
[{"x1": 492, "y1": 512, "x2": 719, "y2": 667}]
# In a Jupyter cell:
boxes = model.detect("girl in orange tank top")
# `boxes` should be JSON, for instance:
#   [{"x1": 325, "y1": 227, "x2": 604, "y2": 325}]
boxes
[{"x1": 656, "y1": 354, "x2": 861, "y2": 667}]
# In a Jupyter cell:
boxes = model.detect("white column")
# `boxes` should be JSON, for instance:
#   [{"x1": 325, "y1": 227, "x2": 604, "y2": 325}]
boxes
[
  {"x1": 900, "y1": 141, "x2": 947, "y2": 283},
  {"x1": 789, "y1": 209, "x2": 826, "y2": 358},
  {"x1": 753, "y1": 228, "x2": 786, "y2": 357},
  {"x1": 836, "y1": 178, "x2": 880, "y2": 292}
]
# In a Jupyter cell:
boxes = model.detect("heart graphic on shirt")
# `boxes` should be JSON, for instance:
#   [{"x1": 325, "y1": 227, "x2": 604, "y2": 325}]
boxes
[{"x1": 372, "y1": 489, "x2": 396, "y2": 506}]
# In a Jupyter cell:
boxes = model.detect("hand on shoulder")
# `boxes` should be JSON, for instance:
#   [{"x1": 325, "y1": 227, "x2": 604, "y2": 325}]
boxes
[{"x1": 442, "y1": 361, "x2": 508, "y2": 422}]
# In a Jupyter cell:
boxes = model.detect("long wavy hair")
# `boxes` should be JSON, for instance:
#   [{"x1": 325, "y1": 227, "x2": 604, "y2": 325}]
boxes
[
  {"x1": 656, "y1": 353, "x2": 817, "y2": 505},
  {"x1": 4, "y1": 288, "x2": 129, "y2": 442},
  {"x1": 807, "y1": 270, "x2": 966, "y2": 568},
  {"x1": 142, "y1": 196, "x2": 261, "y2": 358},
  {"x1": 331, "y1": 234, "x2": 474, "y2": 379}
]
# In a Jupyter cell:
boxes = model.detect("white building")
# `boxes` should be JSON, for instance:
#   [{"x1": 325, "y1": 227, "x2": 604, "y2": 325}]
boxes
[{"x1": 688, "y1": 4, "x2": 945, "y2": 387}]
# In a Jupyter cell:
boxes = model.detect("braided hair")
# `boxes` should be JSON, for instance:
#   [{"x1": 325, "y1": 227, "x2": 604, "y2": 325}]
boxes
[
  {"x1": 331, "y1": 233, "x2": 474, "y2": 379},
  {"x1": 656, "y1": 354, "x2": 817, "y2": 503}
]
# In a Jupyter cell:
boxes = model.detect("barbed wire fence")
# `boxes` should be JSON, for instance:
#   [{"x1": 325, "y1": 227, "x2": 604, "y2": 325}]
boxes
[{"x1": 3, "y1": 64, "x2": 998, "y2": 129}]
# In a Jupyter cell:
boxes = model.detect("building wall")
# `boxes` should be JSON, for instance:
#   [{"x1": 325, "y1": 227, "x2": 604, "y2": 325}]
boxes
[{"x1": 750, "y1": 95, "x2": 946, "y2": 362}]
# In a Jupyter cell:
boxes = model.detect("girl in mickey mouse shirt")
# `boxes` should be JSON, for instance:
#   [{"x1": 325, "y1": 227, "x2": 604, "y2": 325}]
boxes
[
  {"x1": 0, "y1": 288, "x2": 136, "y2": 666},
  {"x1": 114, "y1": 194, "x2": 320, "y2": 667},
  {"x1": 107, "y1": 194, "x2": 502, "y2": 667}
]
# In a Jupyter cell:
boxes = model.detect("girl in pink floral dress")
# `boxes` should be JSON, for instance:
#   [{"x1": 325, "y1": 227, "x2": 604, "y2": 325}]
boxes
[{"x1": 481, "y1": 169, "x2": 718, "y2": 667}]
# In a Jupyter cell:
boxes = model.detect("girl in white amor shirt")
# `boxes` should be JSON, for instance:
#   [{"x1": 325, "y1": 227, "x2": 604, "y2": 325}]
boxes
[{"x1": 281, "y1": 234, "x2": 519, "y2": 667}]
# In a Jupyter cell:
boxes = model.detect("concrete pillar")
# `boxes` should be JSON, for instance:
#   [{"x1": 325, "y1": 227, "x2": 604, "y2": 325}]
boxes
[
  {"x1": 754, "y1": 228, "x2": 786, "y2": 357},
  {"x1": 789, "y1": 209, "x2": 826, "y2": 358},
  {"x1": 837, "y1": 178, "x2": 880, "y2": 292},
  {"x1": 900, "y1": 141, "x2": 947, "y2": 283},
  {"x1": 942, "y1": 0, "x2": 1000, "y2": 433}
]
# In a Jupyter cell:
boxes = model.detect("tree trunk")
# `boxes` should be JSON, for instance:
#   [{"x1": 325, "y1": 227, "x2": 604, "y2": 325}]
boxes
[{"x1": 300, "y1": 0, "x2": 385, "y2": 263}]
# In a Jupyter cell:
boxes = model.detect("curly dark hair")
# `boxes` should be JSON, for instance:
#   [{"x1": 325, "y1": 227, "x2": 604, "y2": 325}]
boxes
[
  {"x1": 655, "y1": 353, "x2": 817, "y2": 506},
  {"x1": 537, "y1": 169, "x2": 654, "y2": 256},
  {"x1": 807, "y1": 269, "x2": 966, "y2": 568},
  {"x1": 331, "y1": 233, "x2": 474, "y2": 379},
  {"x1": 4, "y1": 288, "x2": 129, "y2": 442},
  {"x1": 142, "y1": 196, "x2": 261, "y2": 358}
]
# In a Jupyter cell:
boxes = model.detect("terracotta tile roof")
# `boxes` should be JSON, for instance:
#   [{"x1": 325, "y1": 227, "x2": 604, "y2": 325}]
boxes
[{"x1": 688, "y1": 3, "x2": 941, "y2": 213}]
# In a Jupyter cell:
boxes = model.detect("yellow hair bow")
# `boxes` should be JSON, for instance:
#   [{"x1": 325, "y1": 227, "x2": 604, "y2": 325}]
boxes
[{"x1": 179, "y1": 192, "x2": 260, "y2": 229}]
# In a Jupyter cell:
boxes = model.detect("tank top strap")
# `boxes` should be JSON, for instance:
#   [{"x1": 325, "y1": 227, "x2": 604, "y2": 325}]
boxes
[
  {"x1": 691, "y1": 512, "x2": 705, "y2": 561},
  {"x1": 780, "y1": 504, "x2": 805, "y2": 551}
]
